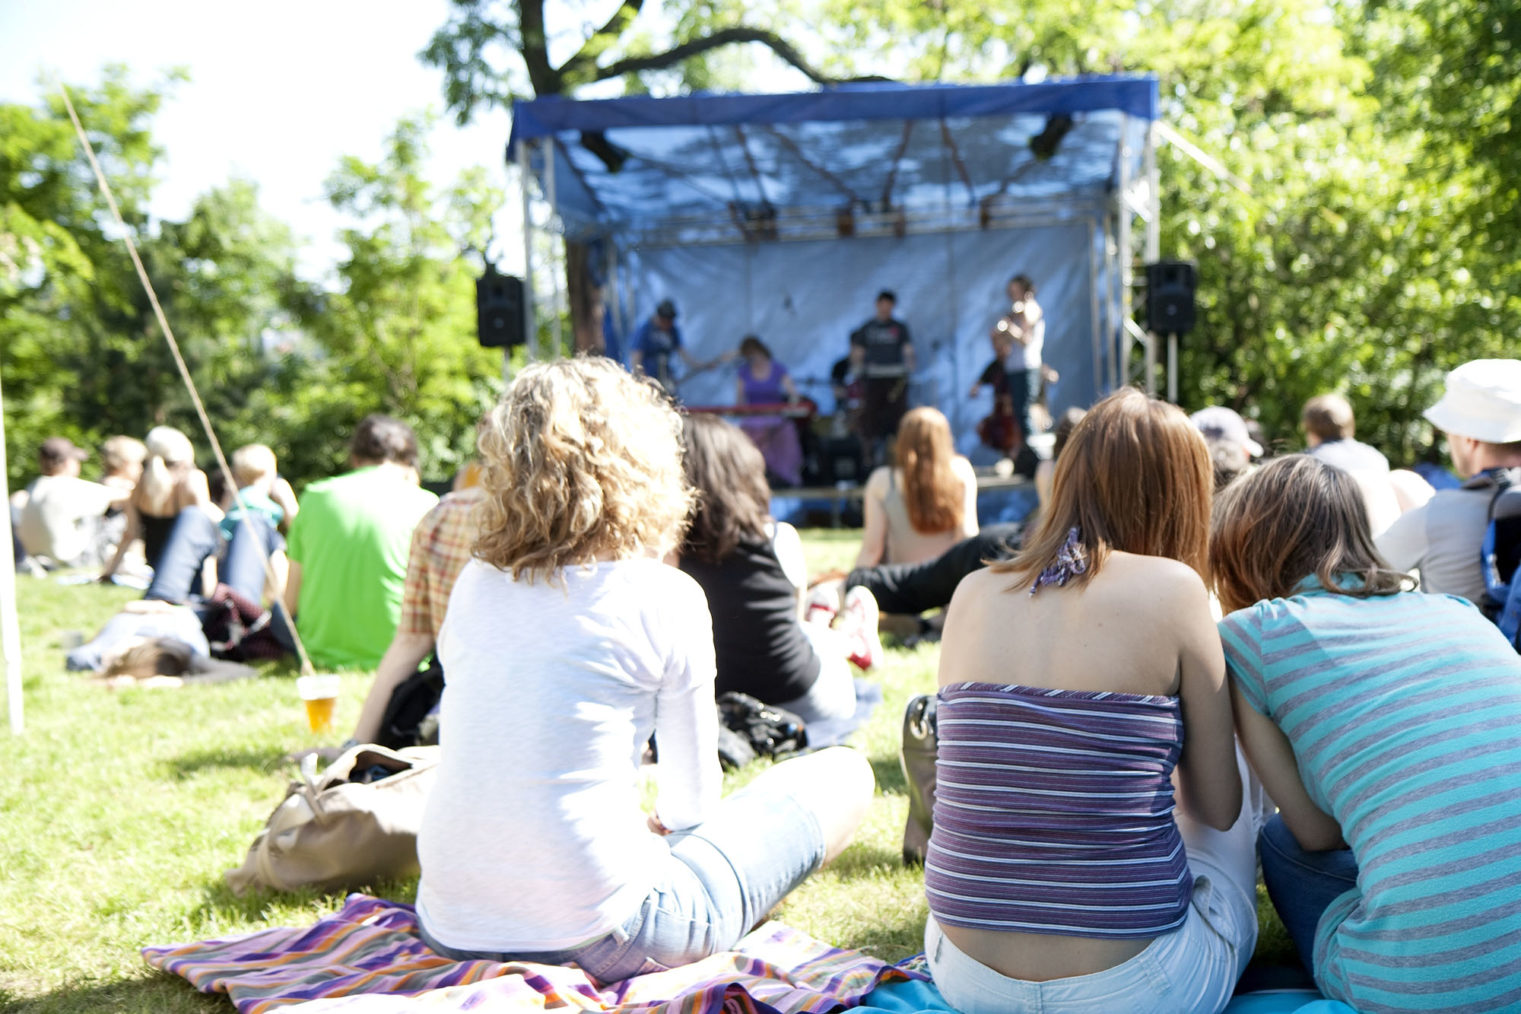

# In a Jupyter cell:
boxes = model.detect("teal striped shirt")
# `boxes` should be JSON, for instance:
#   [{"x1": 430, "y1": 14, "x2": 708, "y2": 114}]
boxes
[{"x1": 1221, "y1": 584, "x2": 1521, "y2": 1013}]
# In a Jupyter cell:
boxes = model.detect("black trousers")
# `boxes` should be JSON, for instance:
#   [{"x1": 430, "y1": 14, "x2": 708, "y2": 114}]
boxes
[{"x1": 845, "y1": 523, "x2": 1024, "y2": 615}]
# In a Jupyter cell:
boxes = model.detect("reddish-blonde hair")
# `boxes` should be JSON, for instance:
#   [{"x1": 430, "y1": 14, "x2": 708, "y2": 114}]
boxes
[
  {"x1": 1210, "y1": 454, "x2": 1412, "y2": 614},
  {"x1": 994, "y1": 388, "x2": 1212, "y2": 589},
  {"x1": 895, "y1": 407, "x2": 964, "y2": 534}
]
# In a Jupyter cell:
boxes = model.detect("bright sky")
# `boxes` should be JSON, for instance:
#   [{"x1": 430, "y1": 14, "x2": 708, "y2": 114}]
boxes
[{"x1": 0, "y1": 0, "x2": 524, "y2": 280}]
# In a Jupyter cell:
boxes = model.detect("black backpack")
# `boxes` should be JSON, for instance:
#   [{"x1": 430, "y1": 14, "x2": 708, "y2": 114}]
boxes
[{"x1": 375, "y1": 658, "x2": 445, "y2": 750}]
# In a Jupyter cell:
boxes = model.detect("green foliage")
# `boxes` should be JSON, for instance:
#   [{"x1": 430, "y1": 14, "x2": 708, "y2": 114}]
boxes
[
  {"x1": 807, "y1": 0, "x2": 1517, "y2": 461},
  {"x1": 1, "y1": 74, "x2": 505, "y2": 493}
]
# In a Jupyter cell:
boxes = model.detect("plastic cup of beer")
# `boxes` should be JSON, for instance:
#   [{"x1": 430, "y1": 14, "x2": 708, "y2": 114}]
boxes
[{"x1": 296, "y1": 675, "x2": 340, "y2": 733}]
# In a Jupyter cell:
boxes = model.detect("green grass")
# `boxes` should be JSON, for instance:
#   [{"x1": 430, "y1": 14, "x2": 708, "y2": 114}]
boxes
[{"x1": 0, "y1": 534, "x2": 1294, "y2": 1013}]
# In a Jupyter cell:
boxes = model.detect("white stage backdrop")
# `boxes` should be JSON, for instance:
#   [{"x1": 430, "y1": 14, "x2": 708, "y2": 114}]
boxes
[{"x1": 619, "y1": 223, "x2": 1107, "y2": 454}]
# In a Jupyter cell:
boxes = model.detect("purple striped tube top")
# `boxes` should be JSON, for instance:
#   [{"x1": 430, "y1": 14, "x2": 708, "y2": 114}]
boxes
[{"x1": 923, "y1": 681, "x2": 1192, "y2": 939}]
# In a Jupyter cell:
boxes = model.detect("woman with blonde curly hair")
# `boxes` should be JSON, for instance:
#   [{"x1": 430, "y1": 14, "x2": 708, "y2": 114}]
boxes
[
  {"x1": 856, "y1": 406, "x2": 978, "y2": 568},
  {"x1": 415, "y1": 357, "x2": 872, "y2": 981}
]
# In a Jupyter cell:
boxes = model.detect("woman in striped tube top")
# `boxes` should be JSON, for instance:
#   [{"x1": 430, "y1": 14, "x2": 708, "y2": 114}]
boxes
[{"x1": 924, "y1": 388, "x2": 1261, "y2": 1014}]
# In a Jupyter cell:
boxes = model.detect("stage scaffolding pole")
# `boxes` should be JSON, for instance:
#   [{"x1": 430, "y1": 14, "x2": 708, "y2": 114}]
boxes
[
  {"x1": 1115, "y1": 114, "x2": 1133, "y2": 396},
  {"x1": 517, "y1": 140, "x2": 538, "y2": 364},
  {"x1": 1089, "y1": 218, "x2": 1103, "y2": 402},
  {"x1": 1144, "y1": 122, "x2": 1164, "y2": 401},
  {"x1": 544, "y1": 139, "x2": 564, "y2": 358}
]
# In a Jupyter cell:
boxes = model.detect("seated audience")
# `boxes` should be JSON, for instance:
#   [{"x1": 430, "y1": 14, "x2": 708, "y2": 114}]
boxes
[
  {"x1": 414, "y1": 357, "x2": 873, "y2": 981},
  {"x1": 1377, "y1": 358, "x2": 1521, "y2": 604},
  {"x1": 17, "y1": 436, "x2": 129, "y2": 568},
  {"x1": 347, "y1": 485, "x2": 485, "y2": 746},
  {"x1": 734, "y1": 335, "x2": 804, "y2": 487},
  {"x1": 1212, "y1": 454, "x2": 1521, "y2": 1012},
  {"x1": 856, "y1": 407, "x2": 978, "y2": 568},
  {"x1": 219, "y1": 443, "x2": 298, "y2": 540},
  {"x1": 100, "y1": 435, "x2": 147, "y2": 495},
  {"x1": 924, "y1": 388, "x2": 1257, "y2": 1014},
  {"x1": 677, "y1": 415, "x2": 880, "y2": 722},
  {"x1": 1033, "y1": 407, "x2": 1086, "y2": 511},
  {"x1": 101, "y1": 426, "x2": 215, "y2": 581},
  {"x1": 1302, "y1": 393, "x2": 1401, "y2": 534},
  {"x1": 283, "y1": 415, "x2": 438, "y2": 670}
]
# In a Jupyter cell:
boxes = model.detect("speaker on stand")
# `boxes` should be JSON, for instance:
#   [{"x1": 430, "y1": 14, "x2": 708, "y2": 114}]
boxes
[
  {"x1": 1144, "y1": 261, "x2": 1197, "y2": 403},
  {"x1": 476, "y1": 267, "x2": 526, "y2": 349}
]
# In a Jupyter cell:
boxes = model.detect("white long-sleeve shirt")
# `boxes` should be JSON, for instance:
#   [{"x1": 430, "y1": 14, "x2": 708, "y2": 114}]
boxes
[{"x1": 416, "y1": 557, "x2": 721, "y2": 952}]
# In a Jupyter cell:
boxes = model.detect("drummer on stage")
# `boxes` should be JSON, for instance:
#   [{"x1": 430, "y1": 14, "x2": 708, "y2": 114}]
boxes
[{"x1": 735, "y1": 335, "x2": 804, "y2": 487}]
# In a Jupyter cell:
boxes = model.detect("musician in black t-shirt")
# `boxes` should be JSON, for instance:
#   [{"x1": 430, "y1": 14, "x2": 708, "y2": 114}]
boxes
[{"x1": 850, "y1": 290, "x2": 916, "y2": 463}]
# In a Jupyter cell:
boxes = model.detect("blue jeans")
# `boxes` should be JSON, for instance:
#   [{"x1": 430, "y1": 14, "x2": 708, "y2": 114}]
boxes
[
  {"x1": 421, "y1": 774, "x2": 826, "y2": 982},
  {"x1": 1257, "y1": 814, "x2": 1359, "y2": 973},
  {"x1": 144, "y1": 507, "x2": 296, "y2": 651}
]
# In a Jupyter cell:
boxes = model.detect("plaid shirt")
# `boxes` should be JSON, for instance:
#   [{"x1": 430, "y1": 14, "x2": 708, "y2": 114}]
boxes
[{"x1": 397, "y1": 487, "x2": 484, "y2": 639}]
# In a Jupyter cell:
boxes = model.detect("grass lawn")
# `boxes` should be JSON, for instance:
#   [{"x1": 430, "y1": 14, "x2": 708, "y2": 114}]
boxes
[{"x1": 0, "y1": 528, "x2": 1293, "y2": 1013}]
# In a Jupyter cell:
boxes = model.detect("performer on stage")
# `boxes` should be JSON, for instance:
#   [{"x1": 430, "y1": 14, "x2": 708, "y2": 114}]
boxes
[
  {"x1": 971, "y1": 274, "x2": 1049, "y2": 472},
  {"x1": 629, "y1": 299, "x2": 724, "y2": 394},
  {"x1": 850, "y1": 290, "x2": 915, "y2": 465},
  {"x1": 734, "y1": 336, "x2": 804, "y2": 487}
]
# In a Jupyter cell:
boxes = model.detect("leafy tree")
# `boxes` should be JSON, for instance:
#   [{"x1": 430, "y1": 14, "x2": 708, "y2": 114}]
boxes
[{"x1": 274, "y1": 114, "x2": 506, "y2": 485}]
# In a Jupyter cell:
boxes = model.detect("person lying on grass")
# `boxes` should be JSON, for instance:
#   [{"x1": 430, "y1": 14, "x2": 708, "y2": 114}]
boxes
[
  {"x1": 1212, "y1": 454, "x2": 1521, "y2": 1014},
  {"x1": 413, "y1": 356, "x2": 873, "y2": 981},
  {"x1": 924, "y1": 387, "x2": 1260, "y2": 1014}
]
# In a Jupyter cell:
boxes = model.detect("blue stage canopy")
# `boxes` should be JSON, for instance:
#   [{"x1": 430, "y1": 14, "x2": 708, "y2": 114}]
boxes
[
  {"x1": 507, "y1": 76, "x2": 1160, "y2": 453},
  {"x1": 509, "y1": 76, "x2": 1158, "y2": 245}
]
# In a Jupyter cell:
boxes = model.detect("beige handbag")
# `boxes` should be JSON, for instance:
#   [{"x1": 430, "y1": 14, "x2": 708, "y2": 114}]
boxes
[{"x1": 225, "y1": 744, "x2": 439, "y2": 895}]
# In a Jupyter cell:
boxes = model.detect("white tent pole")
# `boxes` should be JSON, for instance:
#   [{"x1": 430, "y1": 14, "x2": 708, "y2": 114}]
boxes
[
  {"x1": 1144, "y1": 121, "x2": 1163, "y2": 400},
  {"x1": 518, "y1": 140, "x2": 538, "y2": 363},
  {"x1": 0, "y1": 369, "x2": 25, "y2": 736},
  {"x1": 545, "y1": 139, "x2": 564, "y2": 358},
  {"x1": 1115, "y1": 114, "x2": 1132, "y2": 394},
  {"x1": 1088, "y1": 219, "x2": 1103, "y2": 401}
]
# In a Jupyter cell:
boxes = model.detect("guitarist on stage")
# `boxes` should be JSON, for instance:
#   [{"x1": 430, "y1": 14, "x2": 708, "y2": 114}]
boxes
[
  {"x1": 851, "y1": 289, "x2": 916, "y2": 466},
  {"x1": 629, "y1": 299, "x2": 727, "y2": 395}
]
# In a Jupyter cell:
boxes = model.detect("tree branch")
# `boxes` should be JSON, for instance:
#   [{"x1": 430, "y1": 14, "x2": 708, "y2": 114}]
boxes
[
  {"x1": 591, "y1": 26, "x2": 891, "y2": 86},
  {"x1": 559, "y1": 0, "x2": 647, "y2": 88}
]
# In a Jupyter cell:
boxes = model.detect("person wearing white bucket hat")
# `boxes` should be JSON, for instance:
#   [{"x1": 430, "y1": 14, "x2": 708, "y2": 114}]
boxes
[{"x1": 1376, "y1": 359, "x2": 1521, "y2": 604}]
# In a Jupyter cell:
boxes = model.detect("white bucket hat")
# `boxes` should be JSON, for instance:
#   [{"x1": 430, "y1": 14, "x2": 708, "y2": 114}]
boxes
[{"x1": 1423, "y1": 359, "x2": 1521, "y2": 443}]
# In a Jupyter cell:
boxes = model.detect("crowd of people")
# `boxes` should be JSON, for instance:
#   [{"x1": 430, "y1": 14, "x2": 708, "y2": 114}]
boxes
[{"x1": 13, "y1": 338, "x2": 1521, "y2": 1013}]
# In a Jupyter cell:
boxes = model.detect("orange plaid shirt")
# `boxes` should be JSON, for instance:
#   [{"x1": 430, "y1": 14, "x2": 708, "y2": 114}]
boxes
[{"x1": 397, "y1": 487, "x2": 485, "y2": 639}]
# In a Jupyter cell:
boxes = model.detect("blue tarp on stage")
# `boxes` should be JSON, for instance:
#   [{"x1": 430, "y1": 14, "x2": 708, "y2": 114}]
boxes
[{"x1": 508, "y1": 76, "x2": 1158, "y2": 447}]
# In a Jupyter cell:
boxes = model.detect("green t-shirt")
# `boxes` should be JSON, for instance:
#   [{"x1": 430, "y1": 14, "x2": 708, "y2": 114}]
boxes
[{"x1": 285, "y1": 466, "x2": 438, "y2": 670}]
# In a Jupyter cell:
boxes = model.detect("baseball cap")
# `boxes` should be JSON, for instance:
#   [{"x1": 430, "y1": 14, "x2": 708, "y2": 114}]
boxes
[
  {"x1": 1423, "y1": 359, "x2": 1521, "y2": 444},
  {"x1": 39, "y1": 436, "x2": 88, "y2": 469},
  {"x1": 656, "y1": 299, "x2": 678, "y2": 320},
  {"x1": 1190, "y1": 406, "x2": 1264, "y2": 458}
]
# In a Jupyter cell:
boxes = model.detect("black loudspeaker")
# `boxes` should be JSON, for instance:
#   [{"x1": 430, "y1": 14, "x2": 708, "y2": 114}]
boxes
[
  {"x1": 1145, "y1": 261, "x2": 1197, "y2": 335},
  {"x1": 476, "y1": 268, "x2": 525, "y2": 348}
]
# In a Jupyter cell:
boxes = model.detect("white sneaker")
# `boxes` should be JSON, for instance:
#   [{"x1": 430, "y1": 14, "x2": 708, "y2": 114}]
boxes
[{"x1": 842, "y1": 586, "x2": 884, "y2": 670}]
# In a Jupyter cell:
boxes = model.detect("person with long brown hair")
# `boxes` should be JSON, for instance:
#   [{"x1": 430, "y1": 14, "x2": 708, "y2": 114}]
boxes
[
  {"x1": 678, "y1": 414, "x2": 882, "y2": 721},
  {"x1": 855, "y1": 406, "x2": 977, "y2": 568},
  {"x1": 1212, "y1": 454, "x2": 1521, "y2": 1013},
  {"x1": 922, "y1": 387, "x2": 1257, "y2": 1014}
]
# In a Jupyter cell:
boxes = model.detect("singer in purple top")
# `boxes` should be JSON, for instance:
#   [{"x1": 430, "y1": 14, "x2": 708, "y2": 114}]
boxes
[{"x1": 734, "y1": 336, "x2": 804, "y2": 487}]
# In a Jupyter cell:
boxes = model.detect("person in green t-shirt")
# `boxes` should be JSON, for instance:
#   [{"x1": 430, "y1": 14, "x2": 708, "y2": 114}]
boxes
[{"x1": 283, "y1": 416, "x2": 439, "y2": 669}]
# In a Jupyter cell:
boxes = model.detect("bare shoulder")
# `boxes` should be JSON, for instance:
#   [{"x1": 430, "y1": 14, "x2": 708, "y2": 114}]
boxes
[{"x1": 1102, "y1": 552, "x2": 1209, "y2": 607}]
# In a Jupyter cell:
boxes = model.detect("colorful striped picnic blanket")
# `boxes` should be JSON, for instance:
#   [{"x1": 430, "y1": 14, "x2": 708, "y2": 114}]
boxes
[{"x1": 142, "y1": 894, "x2": 920, "y2": 1013}]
